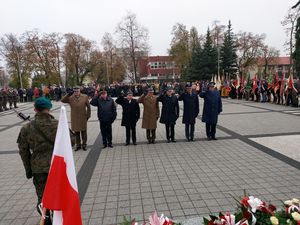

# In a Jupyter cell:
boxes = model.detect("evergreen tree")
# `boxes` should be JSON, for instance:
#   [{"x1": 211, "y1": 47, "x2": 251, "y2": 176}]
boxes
[
  {"x1": 198, "y1": 28, "x2": 218, "y2": 80},
  {"x1": 187, "y1": 44, "x2": 202, "y2": 81},
  {"x1": 293, "y1": 17, "x2": 300, "y2": 78},
  {"x1": 220, "y1": 20, "x2": 238, "y2": 78}
]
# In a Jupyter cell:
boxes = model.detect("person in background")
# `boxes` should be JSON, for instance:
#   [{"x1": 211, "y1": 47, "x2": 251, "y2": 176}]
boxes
[
  {"x1": 157, "y1": 87, "x2": 179, "y2": 143},
  {"x1": 199, "y1": 82, "x2": 222, "y2": 141},
  {"x1": 61, "y1": 86, "x2": 91, "y2": 151},
  {"x1": 178, "y1": 84, "x2": 199, "y2": 141},
  {"x1": 116, "y1": 90, "x2": 140, "y2": 146},
  {"x1": 138, "y1": 88, "x2": 159, "y2": 144},
  {"x1": 90, "y1": 90, "x2": 117, "y2": 148}
]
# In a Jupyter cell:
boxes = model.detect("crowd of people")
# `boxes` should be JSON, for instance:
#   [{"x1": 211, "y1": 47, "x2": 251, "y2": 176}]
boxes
[{"x1": 14, "y1": 75, "x2": 300, "y2": 225}]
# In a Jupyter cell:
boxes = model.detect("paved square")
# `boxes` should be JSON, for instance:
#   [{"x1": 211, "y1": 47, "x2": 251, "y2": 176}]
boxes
[{"x1": 0, "y1": 98, "x2": 300, "y2": 225}]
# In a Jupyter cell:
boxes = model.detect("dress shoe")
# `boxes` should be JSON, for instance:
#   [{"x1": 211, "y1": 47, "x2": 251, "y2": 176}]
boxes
[
  {"x1": 171, "y1": 139, "x2": 176, "y2": 143},
  {"x1": 167, "y1": 139, "x2": 171, "y2": 143},
  {"x1": 82, "y1": 145, "x2": 87, "y2": 151},
  {"x1": 102, "y1": 145, "x2": 107, "y2": 149},
  {"x1": 133, "y1": 142, "x2": 137, "y2": 145},
  {"x1": 207, "y1": 136, "x2": 212, "y2": 141},
  {"x1": 212, "y1": 137, "x2": 218, "y2": 140},
  {"x1": 75, "y1": 146, "x2": 81, "y2": 151},
  {"x1": 125, "y1": 143, "x2": 130, "y2": 146},
  {"x1": 108, "y1": 144, "x2": 113, "y2": 148},
  {"x1": 148, "y1": 140, "x2": 151, "y2": 144}
]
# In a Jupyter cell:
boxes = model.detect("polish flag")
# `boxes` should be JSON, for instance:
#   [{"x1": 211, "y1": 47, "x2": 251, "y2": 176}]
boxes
[{"x1": 42, "y1": 106, "x2": 82, "y2": 225}]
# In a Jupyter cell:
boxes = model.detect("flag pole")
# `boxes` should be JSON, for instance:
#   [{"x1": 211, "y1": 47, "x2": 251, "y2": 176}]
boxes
[{"x1": 39, "y1": 207, "x2": 47, "y2": 225}]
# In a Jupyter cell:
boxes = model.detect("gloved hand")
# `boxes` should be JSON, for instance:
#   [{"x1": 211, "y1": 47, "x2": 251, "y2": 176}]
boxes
[
  {"x1": 26, "y1": 170, "x2": 32, "y2": 179},
  {"x1": 67, "y1": 91, "x2": 73, "y2": 96}
]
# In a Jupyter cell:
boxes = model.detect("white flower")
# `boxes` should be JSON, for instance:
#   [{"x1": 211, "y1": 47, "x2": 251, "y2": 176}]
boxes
[
  {"x1": 292, "y1": 198, "x2": 300, "y2": 205},
  {"x1": 284, "y1": 200, "x2": 293, "y2": 206},
  {"x1": 270, "y1": 216, "x2": 279, "y2": 225},
  {"x1": 247, "y1": 196, "x2": 263, "y2": 213},
  {"x1": 291, "y1": 212, "x2": 300, "y2": 221},
  {"x1": 221, "y1": 214, "x2": 236, "y2": 225}
]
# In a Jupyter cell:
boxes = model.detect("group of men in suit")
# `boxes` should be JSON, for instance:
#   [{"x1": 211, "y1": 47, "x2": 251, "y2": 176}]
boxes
[{"x1": 62, "y1": 82, "x2": 222, "y2": 150}]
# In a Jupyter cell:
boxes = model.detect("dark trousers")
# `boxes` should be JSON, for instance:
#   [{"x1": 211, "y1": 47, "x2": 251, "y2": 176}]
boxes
[
  {"x1": 206, "y1": 123, "x2": 216, "y2": 138},
  {"x1": 33, "y1": 173, "x2": 52, "y2": 225},
  {"x1": 185, "y1": 123, "x2": 195, "y2": 140},
  {"x1": 146, "y1": 129, "x2": 156, "y2": 141},
  {"x1": 74, "y1": 130, "x2": 87, "y2": 147},
  {"x1": 165, "y1": 124, "x2": 175, "y2": 140},
  {"x1": 126, "y1": 126, "x2": 136, "y2": 144},
  {"x1": 100, "y1": 121, "x2": 112, "y2": 145}
]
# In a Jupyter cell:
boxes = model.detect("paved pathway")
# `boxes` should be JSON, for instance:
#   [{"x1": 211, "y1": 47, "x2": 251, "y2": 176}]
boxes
[{"x1": 0, "y1": 98, "x2": 300, "y2": 225}]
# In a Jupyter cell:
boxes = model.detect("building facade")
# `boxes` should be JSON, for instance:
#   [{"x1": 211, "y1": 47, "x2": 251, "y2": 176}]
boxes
[{"x1": 138, "y1": 56, "x2": 181, "y2": 81}]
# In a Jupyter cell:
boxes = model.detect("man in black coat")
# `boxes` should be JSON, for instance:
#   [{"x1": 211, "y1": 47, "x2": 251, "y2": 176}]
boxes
[
  {"x1": 199, "y1": 82, "x2": 222, "y2": 141},
  {"x1": 157, "y1": 87, "x2": 179, "y2": 142},
  {"x1": 90, "y1": 90, "x2": 117, "y2": 148},
  {"x1": 178, "y1": 84, "x2": 199, "y2": 141},
  {"x1": 116, "y1": 90, "x2": 140, "y2": 145}
]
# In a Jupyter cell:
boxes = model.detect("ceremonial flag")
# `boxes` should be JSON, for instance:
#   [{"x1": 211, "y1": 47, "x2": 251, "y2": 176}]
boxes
[
  {"x1": 42, "y1": 106, "x2": 82, "y2": 225},
  {"x1": 236, "y1": 74, "x2": 241, "y2": 89},
  {"x1": 287, "y1": 73, "x2": 298, "y2": 93},
  {"x1": 267, "y1": 74, "x2": 273, "y2": 89},
  {"x1": 245, "y1": 74, "x2": 251, "y2": 91},
  {"x1": 280, "y1": 72, "x2": 285, "y2": 96},
  {"x1": 252, "y1": 74, "x2": 258, "y2": 93}
]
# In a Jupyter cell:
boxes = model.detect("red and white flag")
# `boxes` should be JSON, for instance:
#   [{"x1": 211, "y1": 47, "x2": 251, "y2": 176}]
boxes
[{"x1": 42, "y1": 106, "x2": 82, "y2": 225}]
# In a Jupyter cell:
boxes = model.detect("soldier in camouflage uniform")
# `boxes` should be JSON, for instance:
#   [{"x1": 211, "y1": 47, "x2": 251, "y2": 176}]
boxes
[
  {"x1": 8, "y1": 88, "x2": 18, "y2": 109},
  {"x1": 17, "y1": 97, "x2": 57, "y2": 225}
]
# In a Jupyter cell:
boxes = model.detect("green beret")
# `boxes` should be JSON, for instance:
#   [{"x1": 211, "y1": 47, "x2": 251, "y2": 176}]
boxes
[{"x1": 34, "y1": 97, "x2": 52, "y2": 110}]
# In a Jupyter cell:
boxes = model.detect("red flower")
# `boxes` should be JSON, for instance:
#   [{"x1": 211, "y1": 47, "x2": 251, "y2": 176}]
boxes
[
  {"x1": 243, "y1": 211, "x2": 252, "y2": 220},
  {"x1": 241, "y1": 196, "x2": 250, "y2": 207},
  {"x1": 269, "y1": 204, "x2": 277, "y2": 212},
  {"x1": 208, "y1": 221, "x2": 215, "y2": 225}
]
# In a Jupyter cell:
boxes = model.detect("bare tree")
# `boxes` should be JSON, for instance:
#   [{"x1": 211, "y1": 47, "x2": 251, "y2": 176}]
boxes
[
  {"x1": 0, "y1": 34, "x2": 33, "y2": 88},
  {"x1": 236, "y1": 31, "x2": 266, "y2": 75},
  {"x1": 23, "y1": 30, "x2": 63, "y2": 85},
  {"x1": 259, "y1": 46, "x2": 280, "y2": 76},
  {"x1": 101, "y1": 33, "x2": 126, "y2": 83},
  {"x1": 169, "y1": 23, "x2": 190, "y2": 78},
  {"x1": 281, "y1": 7, "x2": 300, "y2": 73},
  {"x1": 116, "y1": 12, "x2": 149, "y2": 83}
]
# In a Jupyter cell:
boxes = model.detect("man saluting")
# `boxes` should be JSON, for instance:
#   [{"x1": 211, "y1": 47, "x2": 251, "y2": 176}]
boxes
[{"x1": 116, "y1": 90, "x2": 140, "y2": 146}]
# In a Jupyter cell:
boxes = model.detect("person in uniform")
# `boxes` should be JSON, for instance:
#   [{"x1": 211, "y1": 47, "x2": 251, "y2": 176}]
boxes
[
  {"x1": 199, "y1": 82, "x2": 222, "y2": 140},
  {"x1": 138, "y1": 88, "x2": 160, "y2": 144},
  {"x1": 116, "y1": 90, "x2": 140, "y2": 145},
  {"x1": 17, "y1": 97, "x2": 57, "y2": 225},
  {"x1": 178, "y1": 84, "x2": 199, "y2": 141},
  {"x1": 90, "y1": 90, "x2": 117, "y2": 148},
  {"x1": 2, "y1": 89, "x2": 8, "y2": 110},
  {"x1": 157, "y1": 87, "x2": 179, "y2": 142},
  {"x1": 8, "y1": 88, "x2": 18, "y2": 109},
  {"x1": 61, "y1": 86, "x2": 91, "y2": 151}
]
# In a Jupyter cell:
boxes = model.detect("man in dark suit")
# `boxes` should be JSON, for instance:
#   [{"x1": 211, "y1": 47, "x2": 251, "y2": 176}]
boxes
[
  {"x1": 116, "y1": 90, "x2": 140, "y2": 145},
  {"x1": 178, "y1": 84, "x2": 199, "y2": 141},
  {"x1": 90, "y1": 90, "x2": 117, "y2": 148},
  {"x1": 157, "y1": 87, "x2": 179, "y2": 142},
  {"x1": 199, "y1": 82, "x2": 222, "y2": 141}
]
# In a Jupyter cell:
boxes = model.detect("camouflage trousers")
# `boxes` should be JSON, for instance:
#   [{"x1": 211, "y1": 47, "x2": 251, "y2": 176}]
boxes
[{"x1": 33, "y1": 173, "x2": 52, "y2": 225}]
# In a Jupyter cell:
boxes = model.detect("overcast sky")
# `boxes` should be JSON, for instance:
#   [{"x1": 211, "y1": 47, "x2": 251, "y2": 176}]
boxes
[{"x1": 0, "y1": 0, "x2": 297, "y2": 59}]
